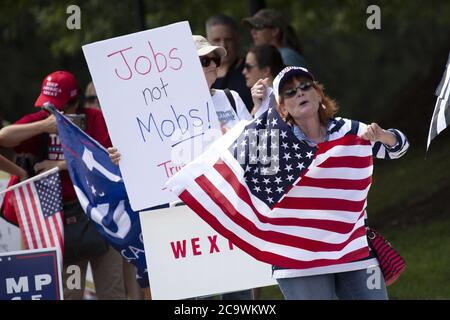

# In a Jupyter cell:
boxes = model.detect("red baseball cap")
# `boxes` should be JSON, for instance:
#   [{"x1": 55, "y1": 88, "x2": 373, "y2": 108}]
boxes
[{"x1": 34, "y1": 71, "x2": 79, "y2": 110}]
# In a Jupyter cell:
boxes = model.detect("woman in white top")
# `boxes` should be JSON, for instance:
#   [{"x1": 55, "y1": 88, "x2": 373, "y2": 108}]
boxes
[{"x1": 193, "y1": 35, "x2": 252, "y2": 131}]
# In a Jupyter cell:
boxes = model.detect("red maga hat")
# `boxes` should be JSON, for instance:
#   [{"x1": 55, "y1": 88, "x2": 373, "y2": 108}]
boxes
[{"x1": 34, "y1": 71, "x2": 79, "y2": 110}]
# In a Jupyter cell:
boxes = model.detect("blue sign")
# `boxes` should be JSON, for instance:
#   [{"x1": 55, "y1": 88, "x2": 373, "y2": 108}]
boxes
[{"x1": 0, "y1": 248, "x2": 63, "y2": 300}]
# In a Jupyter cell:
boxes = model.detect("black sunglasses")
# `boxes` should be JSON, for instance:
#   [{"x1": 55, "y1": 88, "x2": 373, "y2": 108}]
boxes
[
  {"x1": 282, "y1": 82, "x2": 314, "y2": 98},
  {"x1": 200, "y1": 55, "x2": 221, "y2": 68}
]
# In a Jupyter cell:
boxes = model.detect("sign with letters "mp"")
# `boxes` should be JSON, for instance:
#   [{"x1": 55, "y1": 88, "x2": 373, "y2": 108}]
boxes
[{"x1": 0, "y1": 248, "x2": 63, "y2": 300}]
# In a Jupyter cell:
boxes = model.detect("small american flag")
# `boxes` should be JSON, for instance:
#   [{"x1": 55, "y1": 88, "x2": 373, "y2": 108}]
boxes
[
  {"x1": 10, "y1": 168, "x2": 64, "y2": 262},
  {"x1": 167, "y1": 103, "x2": 372, "y2": 270}
]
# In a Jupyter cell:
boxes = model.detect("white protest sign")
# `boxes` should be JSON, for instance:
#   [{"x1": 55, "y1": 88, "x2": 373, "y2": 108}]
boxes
[
  {"x1": 140, "y1": 206, "x2": 277, "y2": 300},
  {"x1": 83, "y1": 21, "x2": 221, "y2": 211}
]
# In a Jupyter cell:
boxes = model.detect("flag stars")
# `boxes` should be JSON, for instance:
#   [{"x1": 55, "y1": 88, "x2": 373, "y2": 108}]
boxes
[
  {"x1": 286, "y1": 175, "x2": 294, "y2": 182},
  {"x1": 306, "y1": 151, "x2": 314, "y2": 159},
  {"x1": 280, "y1": 131, "x2": 287, "y2": 139},
  {"x1": 267, "y1": 197, "x2": 274, "y2": 204},
  {"x1": 295, "y1": 153, "x2": 302, "y2": 159},
  {"x1": 276, "y1": 187, "x2": 284, "y2": 193},
  {"x1": 263, "y1": 178, "x2": 270, "y2": 185},
  {"x1": 282, "y1": 142, "x2": 289, "y2": 149},
  {"x1": 283, "y1": 153, "x2": 291, "y2": 161},
  {"x1": 274, "y1": 177, "x2": 282, "y2": 184},
  {"x1": 297, "y1": 162, "x2": 305, "y2": 170},
  {"x1": 265, "y1": 187, "x2": 272, "y2": 194},
  {"x1": 253, "y1": 186, "x2": 261, "y2": 192},
  {"x1": 271, "y1": 118, "x2": 278, "y2": 126},
  {"x1": 285, "y1": 164, "x2": 293, "y2": 172}
]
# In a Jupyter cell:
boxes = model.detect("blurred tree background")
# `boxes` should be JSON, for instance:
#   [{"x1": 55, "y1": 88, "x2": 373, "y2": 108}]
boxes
[
  {"x1": 1, "y1": 0, "x2": 449, "y2": 143},
  {"x1": 1, "y1": 0, "x2": 450, "y2": 299}
]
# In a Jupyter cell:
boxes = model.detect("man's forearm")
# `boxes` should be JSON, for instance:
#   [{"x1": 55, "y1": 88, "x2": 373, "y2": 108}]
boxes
[{"x1": 0, "y1": 122, "x2": 47, "y2": 147}]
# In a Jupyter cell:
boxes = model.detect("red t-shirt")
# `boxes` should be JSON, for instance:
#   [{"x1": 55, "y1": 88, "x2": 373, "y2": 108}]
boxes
[{"x1": 13, "y1": 108, "x2": 112, "y2": 202}]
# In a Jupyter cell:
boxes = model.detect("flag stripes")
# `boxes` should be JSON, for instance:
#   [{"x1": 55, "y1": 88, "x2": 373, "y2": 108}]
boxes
[
  {"x1": 170, "y1": 133, "x2": 373, "y2": 270},
  {"x1": 10, "y1": 171, "x2": 64, "y2": 262}
]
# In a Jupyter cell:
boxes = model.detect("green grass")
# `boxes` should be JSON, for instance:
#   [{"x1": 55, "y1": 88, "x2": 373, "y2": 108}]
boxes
[{"x1": 378, "y1": 220, "x2": 450, "y2": 299}]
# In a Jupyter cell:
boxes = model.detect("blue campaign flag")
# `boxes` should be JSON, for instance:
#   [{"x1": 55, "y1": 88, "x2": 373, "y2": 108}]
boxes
[{"x1": 52, "y1": 109, "x2": 148, "y2": 287}]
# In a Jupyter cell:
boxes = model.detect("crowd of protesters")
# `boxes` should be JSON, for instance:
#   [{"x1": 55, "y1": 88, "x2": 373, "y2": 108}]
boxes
[{"x1": 0, "y1": 8, "x2": 408, "y2": 300}]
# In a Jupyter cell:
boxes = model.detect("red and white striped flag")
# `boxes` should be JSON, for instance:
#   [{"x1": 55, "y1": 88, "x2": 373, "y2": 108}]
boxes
[
  {"x1": 7, "y1": 168, "x2": 64, "y2": 262},
  {"x1": 167, "y1": 106, "x2": 372, "y2": 270}
]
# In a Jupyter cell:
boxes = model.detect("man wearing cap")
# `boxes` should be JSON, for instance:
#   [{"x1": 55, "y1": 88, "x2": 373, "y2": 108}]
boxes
[
  {"x1": 0, "y1": 70, "x2": 126, "y2": 300},
  {"x1": 243, "y1": 8, "x2": 307, "y2": 68}
]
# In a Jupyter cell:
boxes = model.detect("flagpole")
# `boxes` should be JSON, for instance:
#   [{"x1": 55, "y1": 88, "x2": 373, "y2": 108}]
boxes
[{"x1": 0, "y1": 167, "x2": 60, "y2": 196}]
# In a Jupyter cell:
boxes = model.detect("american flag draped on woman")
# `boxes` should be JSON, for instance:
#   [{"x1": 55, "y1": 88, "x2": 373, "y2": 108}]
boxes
[{"x1": 167, "y1": 66, "x2": 409, "y2": 300}]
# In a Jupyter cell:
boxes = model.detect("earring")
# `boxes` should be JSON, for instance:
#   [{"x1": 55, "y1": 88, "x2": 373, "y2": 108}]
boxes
[{"x1": 321, "y1": 103, "x2": 326, "y2": 109}]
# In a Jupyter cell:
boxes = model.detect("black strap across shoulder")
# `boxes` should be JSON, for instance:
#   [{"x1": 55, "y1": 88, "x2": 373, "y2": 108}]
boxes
[{"x1": 224, "y1": 88, "x2": 237, "y2": 113}]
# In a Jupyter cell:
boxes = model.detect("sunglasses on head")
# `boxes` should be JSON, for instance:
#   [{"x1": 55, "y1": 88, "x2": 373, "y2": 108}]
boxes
[
  {"x1": 200, "y1": 55, "x2": 221, "y2": 68},
  {"x1": 282, "y1": 81, "x2": 314, "y2": 98}
]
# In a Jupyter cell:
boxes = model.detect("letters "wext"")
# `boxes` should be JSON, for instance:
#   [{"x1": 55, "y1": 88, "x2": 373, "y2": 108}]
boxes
[{"x1": 170, "y1": 235, "x2": 235, "y2": 259}]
